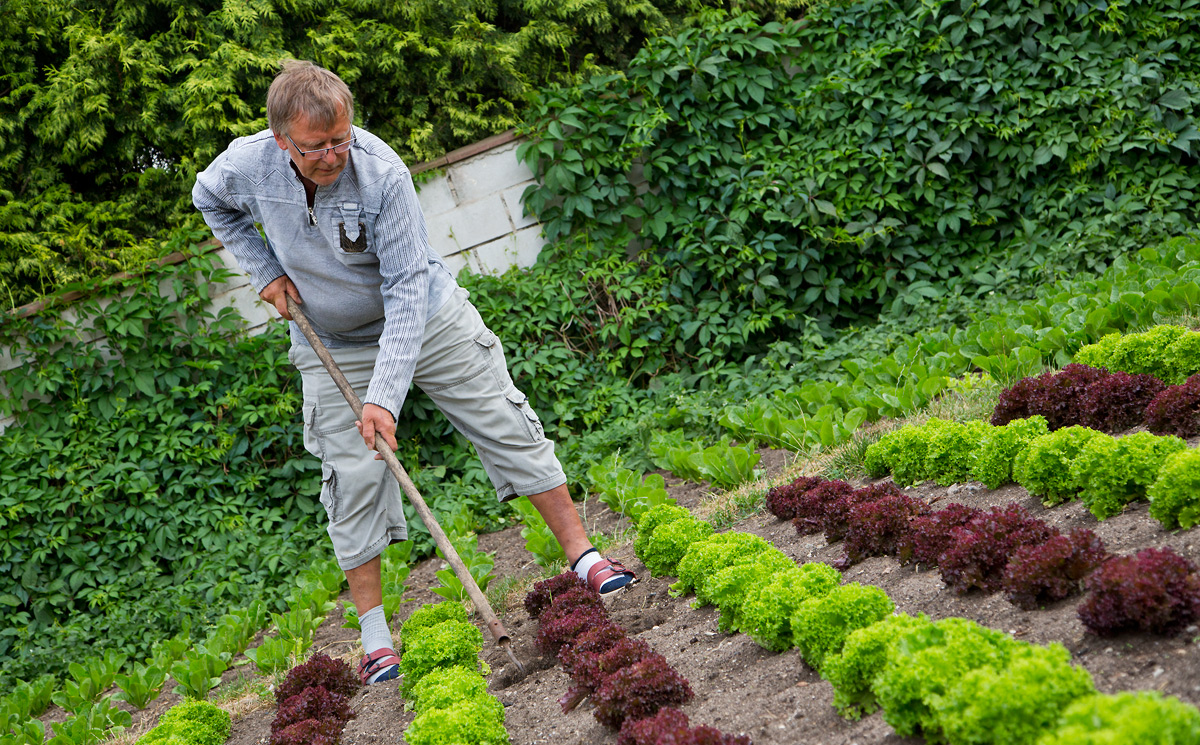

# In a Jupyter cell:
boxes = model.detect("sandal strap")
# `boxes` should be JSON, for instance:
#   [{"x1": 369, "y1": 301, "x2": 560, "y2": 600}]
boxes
[
  {"x1": 358, "y1": 647, "x2": 400, "y2": 681},
  {"x1": 587, "y1": 558, "x2": 635, "y2": 590}
]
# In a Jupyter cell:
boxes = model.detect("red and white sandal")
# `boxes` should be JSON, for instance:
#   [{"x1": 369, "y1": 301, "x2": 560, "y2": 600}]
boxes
[
  {"x1": 587, "y1": 557, "x2": 638, "y2": 597},
  {"x1": 358, "y1": 647, "x2": 401, "y2": 684}
]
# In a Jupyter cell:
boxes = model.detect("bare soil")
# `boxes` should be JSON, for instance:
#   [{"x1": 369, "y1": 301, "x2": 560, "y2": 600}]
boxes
[{"x1": 77, "y1": 446, "x2": 1200, "y2": 745}]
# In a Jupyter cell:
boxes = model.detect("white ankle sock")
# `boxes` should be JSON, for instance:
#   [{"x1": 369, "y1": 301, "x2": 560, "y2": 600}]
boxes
[
  {"x1": 359, "y1": 605, "x2": 397, "y2": 683},
  {"x1": 572, "y1": 548, "x2": 603, "y2": 579}
]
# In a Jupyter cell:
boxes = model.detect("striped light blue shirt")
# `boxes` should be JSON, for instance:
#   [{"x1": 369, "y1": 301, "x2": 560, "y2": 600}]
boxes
[{"x1": 192, "y1": 127, "x2": 459, "y2": 417}]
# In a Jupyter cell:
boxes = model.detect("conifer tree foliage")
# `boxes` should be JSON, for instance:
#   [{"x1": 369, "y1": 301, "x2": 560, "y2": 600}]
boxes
[{"x1": 0, "y1": 0, "x2": 801, "y2": 308}]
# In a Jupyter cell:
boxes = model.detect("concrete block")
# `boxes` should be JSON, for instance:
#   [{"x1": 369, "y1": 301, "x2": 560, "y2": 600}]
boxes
[
  {"x1": 0, "y1": 415, "x2": 12, "y2": 435},
  {"x1": 441, "y1": 251, "x2": 469, "y2": 277},
  {"x1": 426, "y1": 193, "x2": 513, "y2": 254},
  {"x1": 415, "y1": 174, "x2": 459, "y2": 218},
  {"x1": 448, "y1": 142, "x2": 535, "y2": 204},
  {"x1": 463, "y1": 226, "x2": 547, "y2": 275},
  {"x1": 511, "y1": 225, "x2": 548, "y2": 269},
  {"x1": 501, "y1": 182, "x2": 540, "y2": 229}
]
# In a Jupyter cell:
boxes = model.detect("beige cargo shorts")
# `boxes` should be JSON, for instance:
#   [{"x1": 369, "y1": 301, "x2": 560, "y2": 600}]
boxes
[{"x1": 290, "y1": 287, "x2": 566, "y2": 570}]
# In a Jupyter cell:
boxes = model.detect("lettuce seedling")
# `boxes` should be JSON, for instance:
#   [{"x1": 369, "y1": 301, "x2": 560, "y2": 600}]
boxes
[
  {"x1": 923, "y1": 419, "x2": 991, "y2": 486},
  {"x1": 1078, "y1": 371, "x2": 1165, "y2": 432},
  {"x1": 400, "y1": 602, "x2": 470, "y2": 651},
  {"x1": 1162, "y1": 331, "x2": 1200, "y2": 385},
  {"x1": 821, "y1": 482, "x2": 903, "y2": 545},
  {"x1": 633, "y1": 504, "x2": 692, "y2": 560},
  {"x1": 1001, "y1": 529, "x2": 1107, "y2": 611},
  {"x1": 1014, "y1": 426, "x2": 1105, "y2": 506},
  {"x1": 1097, "y1": 325, "x2": 1188, "y2": 378},
  {"x1": 792, "y1": 480, "x2": 856, "y2": 535},
  {"x1": 640, "y1": 517, "x2": 714, "y2": 577},
  {"x1": 275, "y1": 653, "x2": 359, "y2": 704},
  {"x1": 405, "y1": 698, "x2": 508, "y2": 745},
  {"x1": 764, "y1": 476, "x2": 826, "y2": 520},
  {"x1": 1036, "y1": 690, "x2": 1200, "y2": 745},
  {"x1": 1145, "y1": 374, "x2": 1200, "y2": 438},
  {"x1": 592, "y1": 655, "x2": 694, "y2": 728},
  {"x1": 1072, "y1": 332, "x2": 1122, "y2": 372},
  {"x1": 739, "y1": 562, "x2": 841, "y2": 652},
  {"x1": 269, "y1": 718, "x2": 343, "y2": 745},
  {"x1": 992, "y1": 365, "x2": 1108, "y2": 430},
  {"x1": 939, "y1": 504, "x2": 1058, "y2": 594},
  {"x1": 672, "y1": 531, "x2": 771, "y2": 600},
  {"x1": 970, "y1": 415, "x2": 1049, "y2": 489},
  {"x1": 1071, "y1": 431, "x2": 1186, "y2": 520},
  {"x1": 536, "y1": 600, "x2": 609, "y2": 656},
  {"x1": 1148, "y1": 448, "x2": 1200, "y2": 529},
  {"x1": 792, "y1": 583, "x2": 894, "y2": 671},
  {"x1": 524, "y1": 572, "x2": 590, "y2": 622},
  {"x1": 271, "y1": 686, "x2": 354, "y2": 735},
  {"x1": 821, "y1": 613, "x2": 931, "y2": 720},
  {"x1": 931, "y1": 642, "x2": 1094, "y2": 745},
  {"x1": 705, "y1": 550, "x2": 799, "y2": 633},
  {"x1": 873, "y1": 618, "x2": 1019, "y2": 737},
  {"x1": 897, "y1": 503, "x2": 982, "y2": 567},
  {"x1": 139, "y1": 699, "x2": 230, "y2": 745},
  {"x1": 1078, "y1": 547, "x2": 1200, "y2": 637},
  {"x1": 411, "y1": 666, "x2": 490, "y2": 714},
  {"x1": 399, "y1": 620, "x2": 485, "y2": 696},
  {"x1": 616, "y1": 707, "x2": 752, "y2": 745},
  {"x1": 842, "y1": 492, "x2": 931, "y2": 565},
  {"x1": 863, "y1": 426, "x2": 932, "y2": 486}
]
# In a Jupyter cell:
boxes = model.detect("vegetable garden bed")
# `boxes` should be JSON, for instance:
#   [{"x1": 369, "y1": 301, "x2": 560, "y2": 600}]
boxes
[{"x1": 198, "y1": 443, "x2": 1198, "y2": 745}]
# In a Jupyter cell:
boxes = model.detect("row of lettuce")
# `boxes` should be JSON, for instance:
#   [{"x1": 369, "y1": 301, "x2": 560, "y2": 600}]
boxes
[
  {"x1": 524, "y1": 572, "x2": 749, "y2": 744},
  {"x1": 764, "y1": 474, "x2": 1200, "y2": 632},
  {"x1": 616, "y1": 495, "x2": 1200, "y2": 744}
]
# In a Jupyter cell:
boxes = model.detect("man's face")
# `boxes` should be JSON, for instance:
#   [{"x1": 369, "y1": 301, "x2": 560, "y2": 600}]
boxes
[{"x1": 274, "y1": 111, "x2": 352, "y2": 187}]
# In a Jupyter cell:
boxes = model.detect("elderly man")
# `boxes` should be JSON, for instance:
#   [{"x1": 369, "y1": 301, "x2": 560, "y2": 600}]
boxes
[{"x1": 193, "y1": 59, "x2": 634, "y2": 684}]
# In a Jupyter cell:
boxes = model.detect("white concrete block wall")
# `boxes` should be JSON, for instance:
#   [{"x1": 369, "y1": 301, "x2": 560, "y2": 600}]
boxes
[{"x1": 416, "y1": 138, "x2": 547, "y2": 270}]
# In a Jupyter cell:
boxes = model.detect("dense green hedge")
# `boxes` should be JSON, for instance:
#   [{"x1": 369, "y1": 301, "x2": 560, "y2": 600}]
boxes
[
  {"x1": 0, "y1": 0, "x2": 801, "y2": 308},
  {"x1": 512, "y1": 0, "x2": 1200, "y2": 381}
]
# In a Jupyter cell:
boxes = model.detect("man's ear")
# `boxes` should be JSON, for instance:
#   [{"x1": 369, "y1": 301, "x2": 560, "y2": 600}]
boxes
[{"x1": 272, "y1": 130, "x2": 289, "y2": 151}]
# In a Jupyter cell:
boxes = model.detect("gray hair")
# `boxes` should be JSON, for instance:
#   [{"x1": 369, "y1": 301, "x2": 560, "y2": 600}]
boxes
[{"x1": 267, "y1": 59, "x2": 354, "y2": 136}]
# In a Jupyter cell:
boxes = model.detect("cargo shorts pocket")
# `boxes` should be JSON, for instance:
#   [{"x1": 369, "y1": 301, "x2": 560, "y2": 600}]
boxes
[
  {"x1": 319, "y1": 462, "x2": 343, "y2": 522},
  {"x1": 506, "y1": 389, "x2": 544, "y2": 441}
]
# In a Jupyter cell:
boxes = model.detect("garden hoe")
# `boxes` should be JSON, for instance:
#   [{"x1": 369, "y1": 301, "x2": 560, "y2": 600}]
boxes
[{"x1": 285, "y1": 296, "x2": 525, "y2": 676}]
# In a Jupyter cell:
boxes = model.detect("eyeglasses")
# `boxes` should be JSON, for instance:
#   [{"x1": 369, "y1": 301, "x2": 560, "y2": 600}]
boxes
[{"x1": 285, "y1": 132, "x2": 355, "y2": 160}]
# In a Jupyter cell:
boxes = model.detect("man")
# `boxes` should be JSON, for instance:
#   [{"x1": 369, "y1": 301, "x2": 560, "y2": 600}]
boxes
[{"x1": 193, "y1": 60, "x2": 634, "y2": 684}]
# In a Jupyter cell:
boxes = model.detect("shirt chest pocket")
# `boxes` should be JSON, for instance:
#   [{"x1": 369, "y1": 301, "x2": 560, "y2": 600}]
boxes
[{"x1": 328, "y1": 211, "x2": 377, "y2": 266}]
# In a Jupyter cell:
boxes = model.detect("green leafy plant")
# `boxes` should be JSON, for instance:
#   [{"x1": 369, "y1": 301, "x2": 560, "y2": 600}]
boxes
[
  {"x1": 638, "y1": 517, "x2": 714, "y2": 577},
  {"x1": 432, "y1": 528, "x2": 496, "y2": 604},
  {"x1": 931, "y1": 643, "x2": 1094, "y2": 745},
  {"x1": 792, "y1": 583, "x2": 895, "y2": 671},
  {"x1": 738, "y1": 563, "x2": 841, "y2": 653},
  {"x1": 970, "y1": 416, "x2": 1050, "y2": 489},
  {"x1": 244, "y1": 636, "x2": 308, "y2": 676},
  {"x1": 112, "y1": 663, "x2": 167, "y2": 710},
  {"x1": 1071, "y1": 431, "x2": 1187, "y2": 520},
  {"x1": 169, "y1": 647, "x2": 231, "y2": 700},
  {"x1": 820, "y1": 613, "x2": 932, "y2": 721},
  {"x1": 137, "y1": 699, "x2": 231, "y2": 745},
  {"x1": 1014, "y1": 426, "x2": 1107, "y2": 506},
  {"x1": 46, "y1": 698, "x2": 131, "y2": 745},
  {"x1": 1036, "y1": 690, "x2": 1200, "y2": 745},
  {"x1": 1148, "y1": 449, "x2": 1200, "y2": 530},
  {"x1": 587, "y1": 455, "x2": 676, "y2": 523},
  {"x1": 272, "y1": 609, "x2": 322, "y2": 646},
  {"x1": 50, "y1": 650, "x2": 128, "y2": 713},
  {"x1": 398, "y1": 620, "x2": 485, "y2": 697}
]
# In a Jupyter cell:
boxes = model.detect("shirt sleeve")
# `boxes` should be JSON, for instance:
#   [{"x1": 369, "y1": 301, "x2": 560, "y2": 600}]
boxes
[
  {"x1": 363, "y1": 171, "x2": 430, "y2": 418},
  {"x1": 192, "y1": 152, "x2": 286, "y2": 293}
]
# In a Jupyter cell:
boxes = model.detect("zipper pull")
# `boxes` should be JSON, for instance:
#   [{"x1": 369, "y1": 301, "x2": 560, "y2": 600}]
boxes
[{"x1": 308, "y1": 206, "x2": 316, "y2": 226}]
